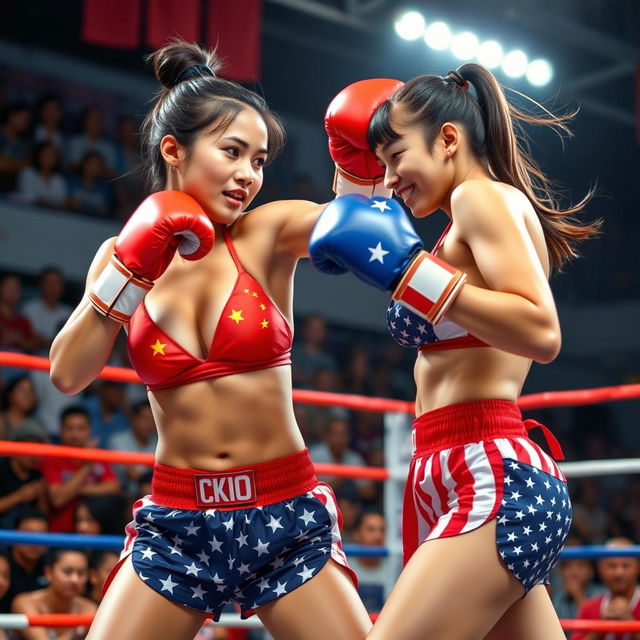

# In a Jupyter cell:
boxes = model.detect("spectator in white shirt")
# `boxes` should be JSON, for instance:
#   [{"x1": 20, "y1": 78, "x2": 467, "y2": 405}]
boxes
[
  {"x1": 33, "y1": 94, "x2": 65, "y2": 155},
  {"x1": 107, "y1": 400, "x2": 157, "y2": 496},
  {"x1": 309, "y1": 417, "x2": 375, "y2": 503},
  {"x1": 349, "y1": 510, "x2": 390, "y2": 613},
  {"x1": 67, "y1": 107, "x2": 116, "y2": 175},
  {"x1": 15, "y1": 142, "x2": 67, "y2": 209},
  {"x1": 22, "y1": 267, "x2": 72, "y2": 354}
]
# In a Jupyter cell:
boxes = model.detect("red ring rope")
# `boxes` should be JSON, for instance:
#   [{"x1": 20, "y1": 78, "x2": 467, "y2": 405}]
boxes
[
  {"x1": 16, "y1": 613, "x2": 640, "y2": 632},
  {"x1": 4, "y1": 351, "x2": 640, "y2": 412}
]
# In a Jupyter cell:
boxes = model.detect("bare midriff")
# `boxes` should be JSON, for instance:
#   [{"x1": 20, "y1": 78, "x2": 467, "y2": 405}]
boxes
[
  {"x1": 150, "y1": 364, "x2": 305, "y2": 471},
  {"x1": 414, "y1": 345, "x2": 532, "y2": 417}
]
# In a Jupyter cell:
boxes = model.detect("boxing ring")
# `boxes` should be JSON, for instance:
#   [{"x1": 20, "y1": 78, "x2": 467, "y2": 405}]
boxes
[{"x1": 2, "y1": 350, "x2": 640, "y2": 635}]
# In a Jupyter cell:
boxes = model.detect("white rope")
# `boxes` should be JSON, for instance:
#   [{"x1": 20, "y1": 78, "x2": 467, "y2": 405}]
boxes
[
  {"x1": 0, "y1": 613, "x2": 264, "y2": 630},
  {"x1": 561, "y1": 458, "x2": 640, "y2": 478},
  {"x1": 0, "y1": 615, "x2": 28, "y2": 630}
]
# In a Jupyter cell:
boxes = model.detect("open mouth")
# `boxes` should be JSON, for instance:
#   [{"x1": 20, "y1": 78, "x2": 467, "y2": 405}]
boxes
[
  {"x1": 396, "y1": 184, "x2": 415, "y2": 204},
  {"x1": 222, "y1": 190, "x2": 246, "y2": 205}
]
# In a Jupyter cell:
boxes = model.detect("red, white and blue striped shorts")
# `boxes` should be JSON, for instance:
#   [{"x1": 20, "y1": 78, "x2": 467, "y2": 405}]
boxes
[{"x1": 402, "y1": 399, "x2": 571, "y2": 593}]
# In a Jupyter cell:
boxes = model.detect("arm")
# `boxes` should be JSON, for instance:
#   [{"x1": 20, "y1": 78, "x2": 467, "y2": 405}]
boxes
[
  {"x1": 47, "y1": 464, "x2": 93, "y2": 509},
  {"x1": 79, "y1": 478, "x2": 119, "y2": 496},
  {"x1": 49, "y1": 237, "x2": 123, "y2": 395},
  {"x1": 50, "y1": 191, "x2": 215, "y2": 394},
  {"x1": 445, "y1": 182, "x2": 561, "y2": 363},
  {"x1": 0, "y1": 481, "x2": 42, "y2": 515}
]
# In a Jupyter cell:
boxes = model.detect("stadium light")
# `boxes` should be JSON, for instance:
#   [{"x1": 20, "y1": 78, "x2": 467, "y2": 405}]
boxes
[
  {"x1": 477, "y1": 40, "x2": 503, "y2": 69},
  {"x1": 394, "y1": 11, "x2": 426, "y2": 41},
  {"x1": 526, "y1": 59, "x2": 553, "y2": 86},
  {"x1": 450, "y1": 31, "x2": 479, "y2": 60},
  {"x1": 423, "y1": 21, "x2": 452, "y2": 50},
  {"x1": 501, "y1": 50, "x2": 528, "y2": 78}
]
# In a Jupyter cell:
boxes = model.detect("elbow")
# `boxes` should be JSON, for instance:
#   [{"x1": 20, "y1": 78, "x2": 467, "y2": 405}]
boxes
[
  {"x1": 49, "y1": 363, "x2": 85, "y2": 396},
  {"x1": 531, "y1": 327, "x2": 561, "y2": 364}
]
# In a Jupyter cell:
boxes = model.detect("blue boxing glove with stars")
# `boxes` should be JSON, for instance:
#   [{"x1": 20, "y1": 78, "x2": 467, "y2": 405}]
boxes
[
  {"x1": 309, "y1": 195, "x2": 468, "y2": 325},
  {"x1": 309, "y1": 195, "x2": 422, "y2": 289}
]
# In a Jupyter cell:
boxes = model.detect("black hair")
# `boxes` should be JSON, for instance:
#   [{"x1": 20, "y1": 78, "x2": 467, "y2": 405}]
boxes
[
  {"x1": 75, "y1": 495, "x2": 128, "y2": 536},
  {"x1": 368, "y1": 63, "x2": 599, "y2": 270},
  {"x1": 0, "y1": 375, "x2": 36, "y2": 413},
  {"x1": 44, "y1": 548, "x2": 88, "y2": 569},
  {"x1": 12, "y1": 506, "x2": 49, "y2": 530},
  {"x1": 31, "y1": 141, "x2": 61, "y2": 173},
  {"x1": 88, "y1": 549, "x2": 119, "y2": 572},
  {"x1": 131, "y1": 399, "x2": 151, "y2": 416},
  {"x1": 59, "y1": 405, "x2": 90, "y2": 424},
  {"x1": 353, "y1": 508, "x2": 384, "y2": 531},
  {"x1": 141, "y1": 38, "x2": 285, "y2": 191}
]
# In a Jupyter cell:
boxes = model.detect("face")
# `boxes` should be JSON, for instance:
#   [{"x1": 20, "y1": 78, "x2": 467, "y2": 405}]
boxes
[
  {"x1": 598, "y1": 556, "x2": 640, "y2": 594},
  {"x1": 326, "y1": 420, "x2": 349, "y2": 453},
  {"x1": 46, "y1": 552, "x2": 88, "y2": 598},
  {"x1": 0, "y1": 556, "x2": 9, "y2": 600},
  {"x1": 40, "y1": 271, "x2": 64, "y2": 300},
  {"x1": 89, "y1": 552, "x2": 118, "y2": 595},
  {"x1": 82, "y1": 154, "x2": 104, "y2": 179},
  {"x1": 38, "y1": 144, "x2": 59, "y2": 171},
  {"x1": 75, "y1": 504, "x2": 100, "y2": 535},
  {"x1": 172, "y1": 108, "x2": 268, "y2": 224},
  {"x1": 84, "y1": 109, "x2": 102, "y2": 135},
  {"x1": 9, "y1": 109, "x2": 30, "y2": 134},
  {"x1": 376, "y1": 106, "x2": 452, "y2": 218},
  {"x1": 559, "y1": 558, "x2": 594, "y2": 586},
  {"x1": 132, "y1": 406, "x2": 156, "y2": 439},
  {"x1": 9, "y1": 378, "x2": 36, "y2": 413},
  {"x1": 41, "y1": 100, "x2": 62, "y2": 127},
  {"x1": 354, "y1": 513, "x2": 385, "y2": 546},
  {"x1": 14, "y1": 518, "x2": 47, "y2": 563},
  {"x1": 0, "y1": 276, "x2": 21, "y2": 306},
  {"x1": 60, "y1": 414, "x2": 91, "y2": 447}
]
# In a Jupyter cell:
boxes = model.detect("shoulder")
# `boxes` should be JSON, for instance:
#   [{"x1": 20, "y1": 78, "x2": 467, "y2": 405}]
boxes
[
  {"x1": 451, "y1": 180, "x2": 530, "y2": 231},
  {"x1": 11, "y1": 589, "x2": 40, "y2": 612},
  {"x1": 78, "y1": 596, "x2": 98, "y2": 612}
]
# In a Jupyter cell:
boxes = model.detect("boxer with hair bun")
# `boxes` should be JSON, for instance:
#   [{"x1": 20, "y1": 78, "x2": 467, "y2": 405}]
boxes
[
  {"x1": 310, "y1": 63, "x2": 600, "y2": 639},
  {"x1": 51, "y1": 39, "x2": 372, "y2": 640}
]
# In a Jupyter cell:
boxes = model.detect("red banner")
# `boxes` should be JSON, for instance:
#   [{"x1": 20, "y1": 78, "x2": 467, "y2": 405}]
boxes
[
  {"x1": 207, "y1": 0, "x2": 262, "y2": 81},
  {"x1": 146, "y1": 0, "x2": 201, "y2": 49},
  {"x1": 82, "y1": 0, "x2": 142, "y2": 49}
]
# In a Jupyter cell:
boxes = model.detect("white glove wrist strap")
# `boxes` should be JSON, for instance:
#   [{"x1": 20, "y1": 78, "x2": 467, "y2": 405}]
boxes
[
  {"x1": 392, "y1": 251, "x2": 467, "y2": 325},
  {"x1": 89, "y1": 256, "x2": 153, "y2": 324},
  {"x1": 333, "y1": 166, "x2": 391, "y2": 199}
]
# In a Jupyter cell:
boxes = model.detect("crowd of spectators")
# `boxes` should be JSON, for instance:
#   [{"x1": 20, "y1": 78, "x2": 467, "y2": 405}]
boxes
[{"x1": 0, "y1": 94, "x2": 146, "y2": 220}]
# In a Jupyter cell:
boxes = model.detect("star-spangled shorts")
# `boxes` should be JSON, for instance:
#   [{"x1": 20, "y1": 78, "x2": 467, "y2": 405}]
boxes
[
  {"x1": 402, "y1": 399, "x2": 572, "y2": 594},
  {"x1": 104, "y1": 449, "x2": 356, "y2": 619}
]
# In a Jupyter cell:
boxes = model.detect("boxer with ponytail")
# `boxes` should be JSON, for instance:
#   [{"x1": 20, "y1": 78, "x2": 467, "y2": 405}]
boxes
[{"x1": 310, "y1": 63, "x2": 599, "y2": 639}]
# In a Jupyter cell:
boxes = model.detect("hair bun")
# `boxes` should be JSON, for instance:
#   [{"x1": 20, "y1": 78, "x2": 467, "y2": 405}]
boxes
[{"x1": 148, "y1": 38, "x2": 221, "y2": 90}]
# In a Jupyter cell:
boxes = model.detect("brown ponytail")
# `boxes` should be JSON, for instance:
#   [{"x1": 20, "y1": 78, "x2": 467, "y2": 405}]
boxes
[{"x1": 368, "y1": 62, "x2": 600, "y2": 270}]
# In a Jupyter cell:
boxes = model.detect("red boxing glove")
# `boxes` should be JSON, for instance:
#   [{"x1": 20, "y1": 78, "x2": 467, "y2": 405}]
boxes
[
  {"x1": 89, "y1": 191, "x2": 215, "y2": 323},
  {"x1": 325, "y1": 78, "x2": 403, "y2": 198}
]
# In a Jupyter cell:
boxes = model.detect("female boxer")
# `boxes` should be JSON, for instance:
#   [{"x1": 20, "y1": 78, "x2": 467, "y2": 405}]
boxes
[
  {"x1": 311, "y1": 63, "x2": 599, "y2": 639},
  {"x1": 50, "y1": 40, "x2": 370, "y2": 640}
]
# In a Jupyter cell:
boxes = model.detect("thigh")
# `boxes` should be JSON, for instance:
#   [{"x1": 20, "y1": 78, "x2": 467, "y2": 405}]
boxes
[
  {"x1": 256, "y1": 560, "x2": 371, "y2": 640},
  {"x1": 86, "y1": 556, "x2": 206, "y2": 640},
  {"x1": 484, "y1": 584, "x2": 565, "y2": 640},
  {"x1": 367, "y1": 520, "x2": 522, "y2": 640}
]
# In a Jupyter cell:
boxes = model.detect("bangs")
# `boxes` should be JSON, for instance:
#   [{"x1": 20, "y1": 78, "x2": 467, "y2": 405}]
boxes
[{"x1": 367, "y1": 100, "x2": 401, "y2": 152}]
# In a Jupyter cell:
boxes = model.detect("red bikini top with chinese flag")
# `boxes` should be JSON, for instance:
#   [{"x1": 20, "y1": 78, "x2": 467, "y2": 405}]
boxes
[{"x1": 127, "y1": 228, "x2": 292, "y2": 391}]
